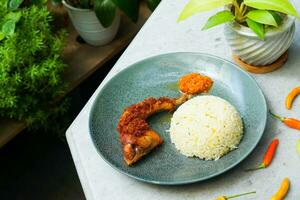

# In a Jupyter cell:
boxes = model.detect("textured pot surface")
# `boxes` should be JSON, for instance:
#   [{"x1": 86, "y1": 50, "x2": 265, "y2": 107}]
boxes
[
  {"x1": 224, "y1": 16, "x2": 295, "y2": 66},
  {"x1": 62, "y1": 0, "x2": 120, "y2": 46}
]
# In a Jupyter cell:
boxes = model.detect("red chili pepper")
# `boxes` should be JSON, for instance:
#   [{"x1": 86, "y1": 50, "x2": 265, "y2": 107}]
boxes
[
  {"x1": 246, "y1": 138, "x2": 279, "y2": 171},
  {"x1": 270, "y1": 111, "x2": 300, "y2": 130}
]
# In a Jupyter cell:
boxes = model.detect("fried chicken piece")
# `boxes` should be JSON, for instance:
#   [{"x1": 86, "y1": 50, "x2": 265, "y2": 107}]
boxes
[
  {"x1": 118, "y1": 97, "x2": 176, "y2": 165},
  {"x1": 117, "y1": 73, "x2": 213, "y2": 165}
]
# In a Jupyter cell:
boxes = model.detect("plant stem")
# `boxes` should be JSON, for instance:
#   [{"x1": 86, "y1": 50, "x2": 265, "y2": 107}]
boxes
[
  {"x1": 269, "y1": 111, "x2": 285, "y2": 122},
  {"x1": 232, "y1": 0, "x2": 245, "y2": 23},
  {"x1": 242, "y1": 5, "x2": 247, "y2": 16},
  {"x1": 239, "y1": 2, "x2": 244, "y2": 14},
  {"x1": 233, "y1": 0, "x2": 238, "y2": 19},
  {"x1": 245, "y1": 163, "x2": 265, "y2": 171},
  {"x1": 232, "y1": 0, "x2": 239, "y2": 10},
  {"x1": 232, "y1": 0, "x2": 239, "y2": 14},
  {"x1": 226, "y1": 191, "x2": 256, "y2": 199}
]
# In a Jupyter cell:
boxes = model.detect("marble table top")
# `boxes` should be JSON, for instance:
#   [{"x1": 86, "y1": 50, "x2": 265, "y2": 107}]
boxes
[{"x1": 66, "y1": 0, "x2": 300, "y2": 199}]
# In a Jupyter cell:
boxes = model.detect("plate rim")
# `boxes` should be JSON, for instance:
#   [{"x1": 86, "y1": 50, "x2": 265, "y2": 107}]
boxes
[{"x1": 88, "y1": 52, "x2": 268, "y2": 185}]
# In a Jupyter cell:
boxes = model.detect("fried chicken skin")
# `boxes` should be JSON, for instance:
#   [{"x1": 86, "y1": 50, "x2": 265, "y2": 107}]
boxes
[
  {"x1": 117, "y1": 97, "x2": 177, "y2": 165},
  {"x1": 117, "y1": 73, "x2": 213, "y2": 165}
]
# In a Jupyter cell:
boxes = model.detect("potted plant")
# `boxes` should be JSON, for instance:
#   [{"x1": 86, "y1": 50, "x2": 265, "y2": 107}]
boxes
[
  {"x1": 178, "y1": 0, "x2": 299, "y2": 73},
  {"x1": 62, "y1": 0, "x2": 120, "y2": 46},
  {"x1": 62, "y1": 0, "x2": 161, "y2": 46}
]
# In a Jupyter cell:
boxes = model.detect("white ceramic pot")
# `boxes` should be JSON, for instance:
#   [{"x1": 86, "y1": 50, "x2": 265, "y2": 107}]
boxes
[
  {"x1": 62, "y1": 0, "x2": 120, "y2": 46},
  {"x1": 224, "y1": 16, "x2": 295, "y2": 66}
]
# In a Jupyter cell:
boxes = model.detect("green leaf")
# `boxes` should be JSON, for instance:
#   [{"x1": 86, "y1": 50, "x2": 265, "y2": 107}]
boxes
[
  {"x1": 244, "y1": 0, "x2": 299, "y2": 17},
  {"x1": 202, "y1": 10, "x2": 235, "y2": 30},
  {"x1": 147, "y1": 0, "x2": 161, "y2": 12},
  {"x1": 8, "y1": 0, "x2": 23, "y2": 10},
  {"x1": 0, "y1": 32, "x2": 5, "y2": 41},
  {"x1": 270, "y1": 11, "x2": 283, "y2": 25},
  {"x1": 6, "y1": 12, "x2": 21, "y2": 23},
  {"x1": 2, "y1": 19, "x2": 16, "y2": 36},
  {"x1": 178, "y1": 0, "x2": 232, "y2": 22},
  {"x1": 246, "y1": 18, "x2": 265, "y2": 39},
  {"x1": 94, "y1": 0, "x2": 117, "y2": 28},
  {"x1": 111, "y1": 0, "x2": 139, "y2": 22},
  {"x1": 297, "y1": 139, "x2": 300, "y2": 156},
  {"x1": 247, "y1": 10, "x2": 278, "y2": 26},
  {"x1": 1, "y1": 12, "x2": 21, "y2": 37}
]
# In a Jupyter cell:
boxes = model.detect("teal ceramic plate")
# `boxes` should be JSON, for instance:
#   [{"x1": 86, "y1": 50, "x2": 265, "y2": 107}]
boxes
[{"x1": 89, "y1": 52, "x2": 267, "y2": 185}]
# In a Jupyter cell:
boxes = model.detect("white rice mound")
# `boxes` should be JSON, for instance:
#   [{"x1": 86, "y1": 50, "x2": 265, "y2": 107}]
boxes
[{"x1": 170, "y1": 95, "x2": 243, "y2": 160}]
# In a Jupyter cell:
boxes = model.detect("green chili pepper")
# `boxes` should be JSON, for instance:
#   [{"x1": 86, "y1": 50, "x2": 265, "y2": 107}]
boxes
[{"x1": 297, "y1": 140, "x2": 300, "y2": 156}]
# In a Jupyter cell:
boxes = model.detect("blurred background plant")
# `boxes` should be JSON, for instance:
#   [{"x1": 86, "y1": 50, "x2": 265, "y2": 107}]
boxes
[
  {"x1": 0, "y1": 0, "x2": 69, "y2": 134},
  {"x1": 62, "y1": 0, "x2": 161, "y2": 27}
]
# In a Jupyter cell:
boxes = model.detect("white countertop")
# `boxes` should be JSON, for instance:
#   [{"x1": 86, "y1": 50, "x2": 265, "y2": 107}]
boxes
[{"x1": 66, "y1": 1, "x2": 300, "y2": 199}]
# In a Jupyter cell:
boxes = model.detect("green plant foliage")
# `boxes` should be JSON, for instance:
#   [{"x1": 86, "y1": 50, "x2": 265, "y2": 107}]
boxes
[
  {"x1": 8, "y1": 0, "x2": 24, "y2": 10},
  {"x1": 247, "y1": 10, "x2": 278, "y2": 27},
  {"x1": 178, "y1": 0, "x2": 232, "y2": 22},
  {"x1": 65, "y1": 0, "x2": 160, "y2": 27},
  {"x1": 179, "y1": 0, "x2": 298, "y2": 40},
  {"x1": 147, "y1": 0, "x2": 161, "y2": 12},
  {"x1": 270, "y1": 11, "x2": 283, "y2": 26},
  {"x1": 244, "y1": 0, "x2": 299, "y2": 17},
  {"x1": 2, "y1": 19, "x2": 17, "y2": 35},
  {"x1": 111, "y1": 0, "x2": 139, "y2": 22},
  {"x1": 0, "y1": 12, "x2": 21, "y2": 40},
  {"x1": 202, "y1": 10, "x2": 235, "y2": 30},
  {"x1": 0, "y1": 2, "x2": 68, "y2": 131},
  {"x1": 246, "y1": 18, "x2": 264, "y2": 39},
  {"x1": 94, "y1": 0, "x2": 117, "y2": 28}
]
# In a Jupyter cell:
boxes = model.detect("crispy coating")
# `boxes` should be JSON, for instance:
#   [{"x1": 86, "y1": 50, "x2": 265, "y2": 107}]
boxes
[
  {"x1": 179, "y1": 73, "x2": 213, "y2": 95},
  {"x1": 117, "y1": 97, "x2": 176, "y2": 136},
  {"x1": 117, "y1": 97, "x2": 177, "y2": 165}
]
